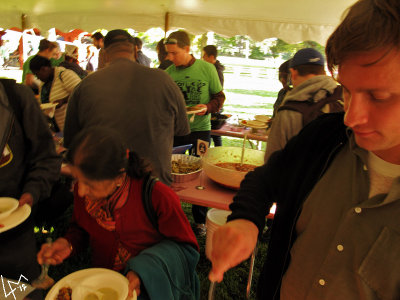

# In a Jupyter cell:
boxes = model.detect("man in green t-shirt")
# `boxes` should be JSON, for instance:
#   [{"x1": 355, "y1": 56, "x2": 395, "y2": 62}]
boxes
[
  {"x1": 22, "y1": 39, "x2": 59, "y2": 93},
  {"x1": 165, "y1": 30, "x2": 225, "y2": 235}
]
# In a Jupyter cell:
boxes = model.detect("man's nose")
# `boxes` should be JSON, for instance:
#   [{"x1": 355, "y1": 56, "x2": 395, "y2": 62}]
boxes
[{"x1": 344, "y1": 93, "x2": 369, "y2": 128}]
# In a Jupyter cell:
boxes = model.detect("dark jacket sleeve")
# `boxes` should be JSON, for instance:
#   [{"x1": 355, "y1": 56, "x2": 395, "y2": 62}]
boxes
[
  {"x1": 63, "y1": 83, "x2": 82, "y2": 148},
  {"x1": 17, "y1": 84, "x2": 62, "y2": 203}
]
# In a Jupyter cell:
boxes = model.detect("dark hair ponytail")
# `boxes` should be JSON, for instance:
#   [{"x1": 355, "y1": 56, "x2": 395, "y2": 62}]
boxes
[{"x1": 126, "y1": 150, "x2": 152, "y2": 179}]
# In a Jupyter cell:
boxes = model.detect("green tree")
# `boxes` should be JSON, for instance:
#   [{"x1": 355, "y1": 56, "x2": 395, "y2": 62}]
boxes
[{"x1": 269, "y1": 39, "x2": 325, "y2": 60}]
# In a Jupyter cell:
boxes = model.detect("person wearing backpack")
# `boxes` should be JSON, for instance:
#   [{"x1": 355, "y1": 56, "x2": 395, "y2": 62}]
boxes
[
  {"x1": 37, "y1": 127, "x2": 200, "y2": 300},
  {"x1": 264, "y1": 48, "x2": 343, "y2": 161}
]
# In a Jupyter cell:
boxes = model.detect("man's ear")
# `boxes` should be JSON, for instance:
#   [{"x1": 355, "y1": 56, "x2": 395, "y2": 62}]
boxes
[
  {"x1": 290, "y1": 68, "x2": 298, "y2": 81},
  {"x1": 184, "y1": 45, "x2": 190, "y2": 53}
]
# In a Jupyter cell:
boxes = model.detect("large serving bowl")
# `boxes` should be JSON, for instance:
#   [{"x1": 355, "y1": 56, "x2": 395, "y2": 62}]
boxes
[
  {"x1": 202, "y1": 147, "x2": 265, "y2": 189},
  {"x1": 211, "y1": 113, "x2": 231, "y2": 130},
  {"x1": 171, "y1": 154, "x2": 202, "y2": 183}
]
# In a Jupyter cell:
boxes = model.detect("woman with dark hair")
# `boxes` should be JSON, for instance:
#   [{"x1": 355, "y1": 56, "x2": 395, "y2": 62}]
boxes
[
  {"x1": 156, "y1": 38, "x2": 173, "y2": 70},
  {"x1": 37, "y1": 127, "x2": 200, "y2": 299}
]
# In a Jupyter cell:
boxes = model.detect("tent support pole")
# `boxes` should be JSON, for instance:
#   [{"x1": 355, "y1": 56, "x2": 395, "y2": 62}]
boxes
[{"x1": 164, "y1": 12, "x2": 169, "y2": 37}]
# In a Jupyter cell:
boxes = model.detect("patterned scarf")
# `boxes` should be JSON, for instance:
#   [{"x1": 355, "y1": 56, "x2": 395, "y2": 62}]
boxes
[{"x1": 84, "y1": 175, "x2": 132, "y2": 269}]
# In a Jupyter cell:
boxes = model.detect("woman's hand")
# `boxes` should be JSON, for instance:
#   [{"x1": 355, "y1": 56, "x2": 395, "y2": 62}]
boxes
[
  {"x1": 126, "y1": 270, "x2": 141, "y2": 298},
  {"x1": 37, "y1": 237, "x2": 72, "y2": 265},
  {"x1": 208, "y1": 219, "x2": 259, "y2": 283}
]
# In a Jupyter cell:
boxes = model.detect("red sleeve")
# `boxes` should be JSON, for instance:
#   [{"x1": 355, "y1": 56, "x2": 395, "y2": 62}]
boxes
[
  {"x1": 151, "y1": 182, "x2": 199, "y2": 251},
  {"x1": 206, "y1": 91, "x2": 225, "y2": 114},
  {"x1": 63, "y1": 184, "x2": 90, "y2": 255}
]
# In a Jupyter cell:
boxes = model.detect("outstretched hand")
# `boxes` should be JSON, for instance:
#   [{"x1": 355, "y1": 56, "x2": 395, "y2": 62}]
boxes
[
  {"x1": 126, "y1": 271, "x2": 141, "y2": 298},
  {"x1": 37, "y1": 238, "x2": 72, "y2": 265},
  {"x1": 208, "y1": 219, "x2": 259, "y2": 282}
]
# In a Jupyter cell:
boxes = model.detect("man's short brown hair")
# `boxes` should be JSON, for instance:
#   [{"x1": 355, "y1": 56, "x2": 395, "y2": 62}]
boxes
[
  {"x1": 38, "y1": 39, "x2": 56, "y2": 52},
  {"x1": 165, "y1": 30, "x2": 190, "y2": 48},
  {"x1": 292, "y1": 65, "x2": 325, "y2": 77},
  {"x1": 326, "y1": 0, "x2": 400, "y2": 75}
]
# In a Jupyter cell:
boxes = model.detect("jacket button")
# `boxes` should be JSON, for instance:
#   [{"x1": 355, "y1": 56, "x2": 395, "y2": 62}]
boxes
[
  {"x1": 319, "y1": 279, "x2": 326, "y2": 286},
  {"x1": 354, "y1": 207, "x2": 362, "y2": 214}
]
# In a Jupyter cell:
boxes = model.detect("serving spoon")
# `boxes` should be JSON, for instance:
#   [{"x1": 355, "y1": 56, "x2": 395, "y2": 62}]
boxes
[
  {"x1": 240, "y1": 133, "x2": 247, "y2": 166},
  {"x1": 32, "y1": 237, "x2": 55, "y2": 289}
]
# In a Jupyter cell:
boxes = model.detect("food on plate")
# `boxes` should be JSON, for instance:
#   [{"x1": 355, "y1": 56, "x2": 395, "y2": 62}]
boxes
[
  {"x1": 172, "y1": 160, "x2": 201, "y2": 174},
  {"x1": 254, "y1": 115, "x2": 271, "y2": 123},
  {"x1": 241, "y1": 120, "x2": 266, "y2": 127},
  {"x1": 56, "y1": 286, "x2": 72, "y2": 300},
  {"x1": 186, "y1": 106, "x2": 199, "y2": 111},
  {"x1": 215, "y1": 162, "x2": 257, "y2": 172},
  {"x1": 84, "y1": 288, "x2": 118, "y2": 300}
]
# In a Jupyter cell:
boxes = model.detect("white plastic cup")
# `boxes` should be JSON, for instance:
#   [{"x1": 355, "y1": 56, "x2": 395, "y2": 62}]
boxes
[{"x1": 205, "y1": 208, "x2": 232, "y2": 259}]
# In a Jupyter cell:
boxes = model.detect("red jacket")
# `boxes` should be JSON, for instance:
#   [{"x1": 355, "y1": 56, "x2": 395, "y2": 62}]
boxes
[{"x1": 65, "y1": 178, "x2": 199, "y2": 269}]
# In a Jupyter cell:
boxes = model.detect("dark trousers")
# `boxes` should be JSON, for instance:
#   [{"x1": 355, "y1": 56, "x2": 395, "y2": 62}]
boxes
[
  {"x1": 174, "y1": 131, "x2": 210, "y2": 223},
  {"x1": 211, "y1": 135, "x2": 222, "y2": 147},
  {"x1": 0, "y1": 217, "x2": 43, "y2": 299}
]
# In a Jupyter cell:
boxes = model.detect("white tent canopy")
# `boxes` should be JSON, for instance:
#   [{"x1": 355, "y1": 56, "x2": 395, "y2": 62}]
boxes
[{"x1": 0, "y1": 0, "x2": 356, "y2": 44}]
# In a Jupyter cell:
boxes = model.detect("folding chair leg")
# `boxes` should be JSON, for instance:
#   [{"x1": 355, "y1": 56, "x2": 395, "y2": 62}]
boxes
[{"x1": 246, "y1": 243, "x2": 258, "y2": 299}]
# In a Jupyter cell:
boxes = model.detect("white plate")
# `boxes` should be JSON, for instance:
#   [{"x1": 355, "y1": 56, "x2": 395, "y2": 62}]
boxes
[
  {"x1": 186, "y1": 107, "x2": 207, "y2": 114},
  {"x1": 240, "y1": 120, "x2": 268, "y2": 129},
  {"x1": 254, "y1": 115, "x2": 270, "y2": 123},
  {"x1": 0, "y1": 204, "x2": 31, "y2": 233},
  {"x1": 0, "y1": 197, "x2": 19, "y2": 221},
  {"x1": 46, "y1": 268, "x2": 129, "y2": 300},
  {"x1": 40, "y1": 103, "x2": 57, "y2": 110}
]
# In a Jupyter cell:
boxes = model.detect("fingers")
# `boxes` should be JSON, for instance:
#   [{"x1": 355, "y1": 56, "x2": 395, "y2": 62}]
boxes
[
  {"x1": 19, "y1": 193, "x2": 33, "y2": 207},
  {"x1": 37, "y1": 243, "x2": 53, "y2": 264},
  {"x1": 126, "y1": 271, "x2": 141, "y2": 297},
  {"x1": 37, "y1": 238, "x2": 71, "y2": 265},
  {"x1": 208, "y1": 219, "x2": 259, "y2": 283}
]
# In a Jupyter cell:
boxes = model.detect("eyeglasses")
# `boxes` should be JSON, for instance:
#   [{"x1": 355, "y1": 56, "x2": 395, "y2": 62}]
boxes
[{"x1": 164, "y1": 38, "x2": 178, "y2": 45}]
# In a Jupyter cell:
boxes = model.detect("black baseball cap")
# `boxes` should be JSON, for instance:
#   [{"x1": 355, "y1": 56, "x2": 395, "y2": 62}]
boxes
[{"x1": 104, "y1": 29, "x2": 134, "y2": 49}]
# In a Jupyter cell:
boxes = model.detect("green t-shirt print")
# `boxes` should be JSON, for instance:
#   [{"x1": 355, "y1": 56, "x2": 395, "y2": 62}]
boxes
[{"x1": 166, "y1": 60, "x2": 222, "y2": 132}]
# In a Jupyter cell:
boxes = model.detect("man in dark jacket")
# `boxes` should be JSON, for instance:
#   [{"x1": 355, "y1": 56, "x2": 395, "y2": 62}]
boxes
[
  {"x1": 202, "y1": 45, "x2": 225, "y2": 147},
  {"x1": 209, "y1": 0, "x2": 400, "y2": 299},
  {"x1": 264, "y1": 48, "x2": 343, "y2": 161},
  {"x1": 0, "y1": 79, "x2": 61, "y2": 299}
]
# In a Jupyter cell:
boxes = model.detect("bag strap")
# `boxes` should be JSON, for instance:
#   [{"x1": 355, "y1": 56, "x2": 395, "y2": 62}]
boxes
[
  {"x1": 0, "y1": 79, "x2": 22, "y2": 124},
  {"x1": 141, "y1": 173, "x2": 160, "y2": 231},
  {"x1": 278, "y1": 86, "x2": 343, "y2": 126},
  {"x1": 0, "y1": 79, "x2": 23, "y2": 156},
  {"x1": 58, "y1": 70, "x2": 64, "y2": 83}
]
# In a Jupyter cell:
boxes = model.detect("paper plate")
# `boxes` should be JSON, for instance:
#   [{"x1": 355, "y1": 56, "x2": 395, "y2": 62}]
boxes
[
  {"x1": 0, "y1": 197, "x2": 19, "y2": 221},
  {"x1": 254, "y1": 115, "x2": 270, "y2": 123},
  {"x1": 0, "y1": 204, "x2": 31, "y2": 233},
  {"x1": 240, "y1": 120, "x2": 268, "y2": 129},
  {"x1": 40, "y1": 103, "x2": 57, "y2": 110},
  {"x1": 186, "y1": 107, "x2": 207, "y2": 114},
  {"x1": 46, "y1": 268, "x2": 129, "y2": 300}
]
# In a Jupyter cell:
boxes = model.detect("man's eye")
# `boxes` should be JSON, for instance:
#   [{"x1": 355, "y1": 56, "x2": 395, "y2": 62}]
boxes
[{"x1": 371, "y1": 92, "x2": 390, "y2": 101}]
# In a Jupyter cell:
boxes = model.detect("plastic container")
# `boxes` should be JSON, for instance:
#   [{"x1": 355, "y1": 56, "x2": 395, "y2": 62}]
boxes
[
  {"x1": 171, "y1": 154, "x2": 202, "y2": 183},
  {"x1": 205, "y1": 208, "x2": 232, "y2": 259}
]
